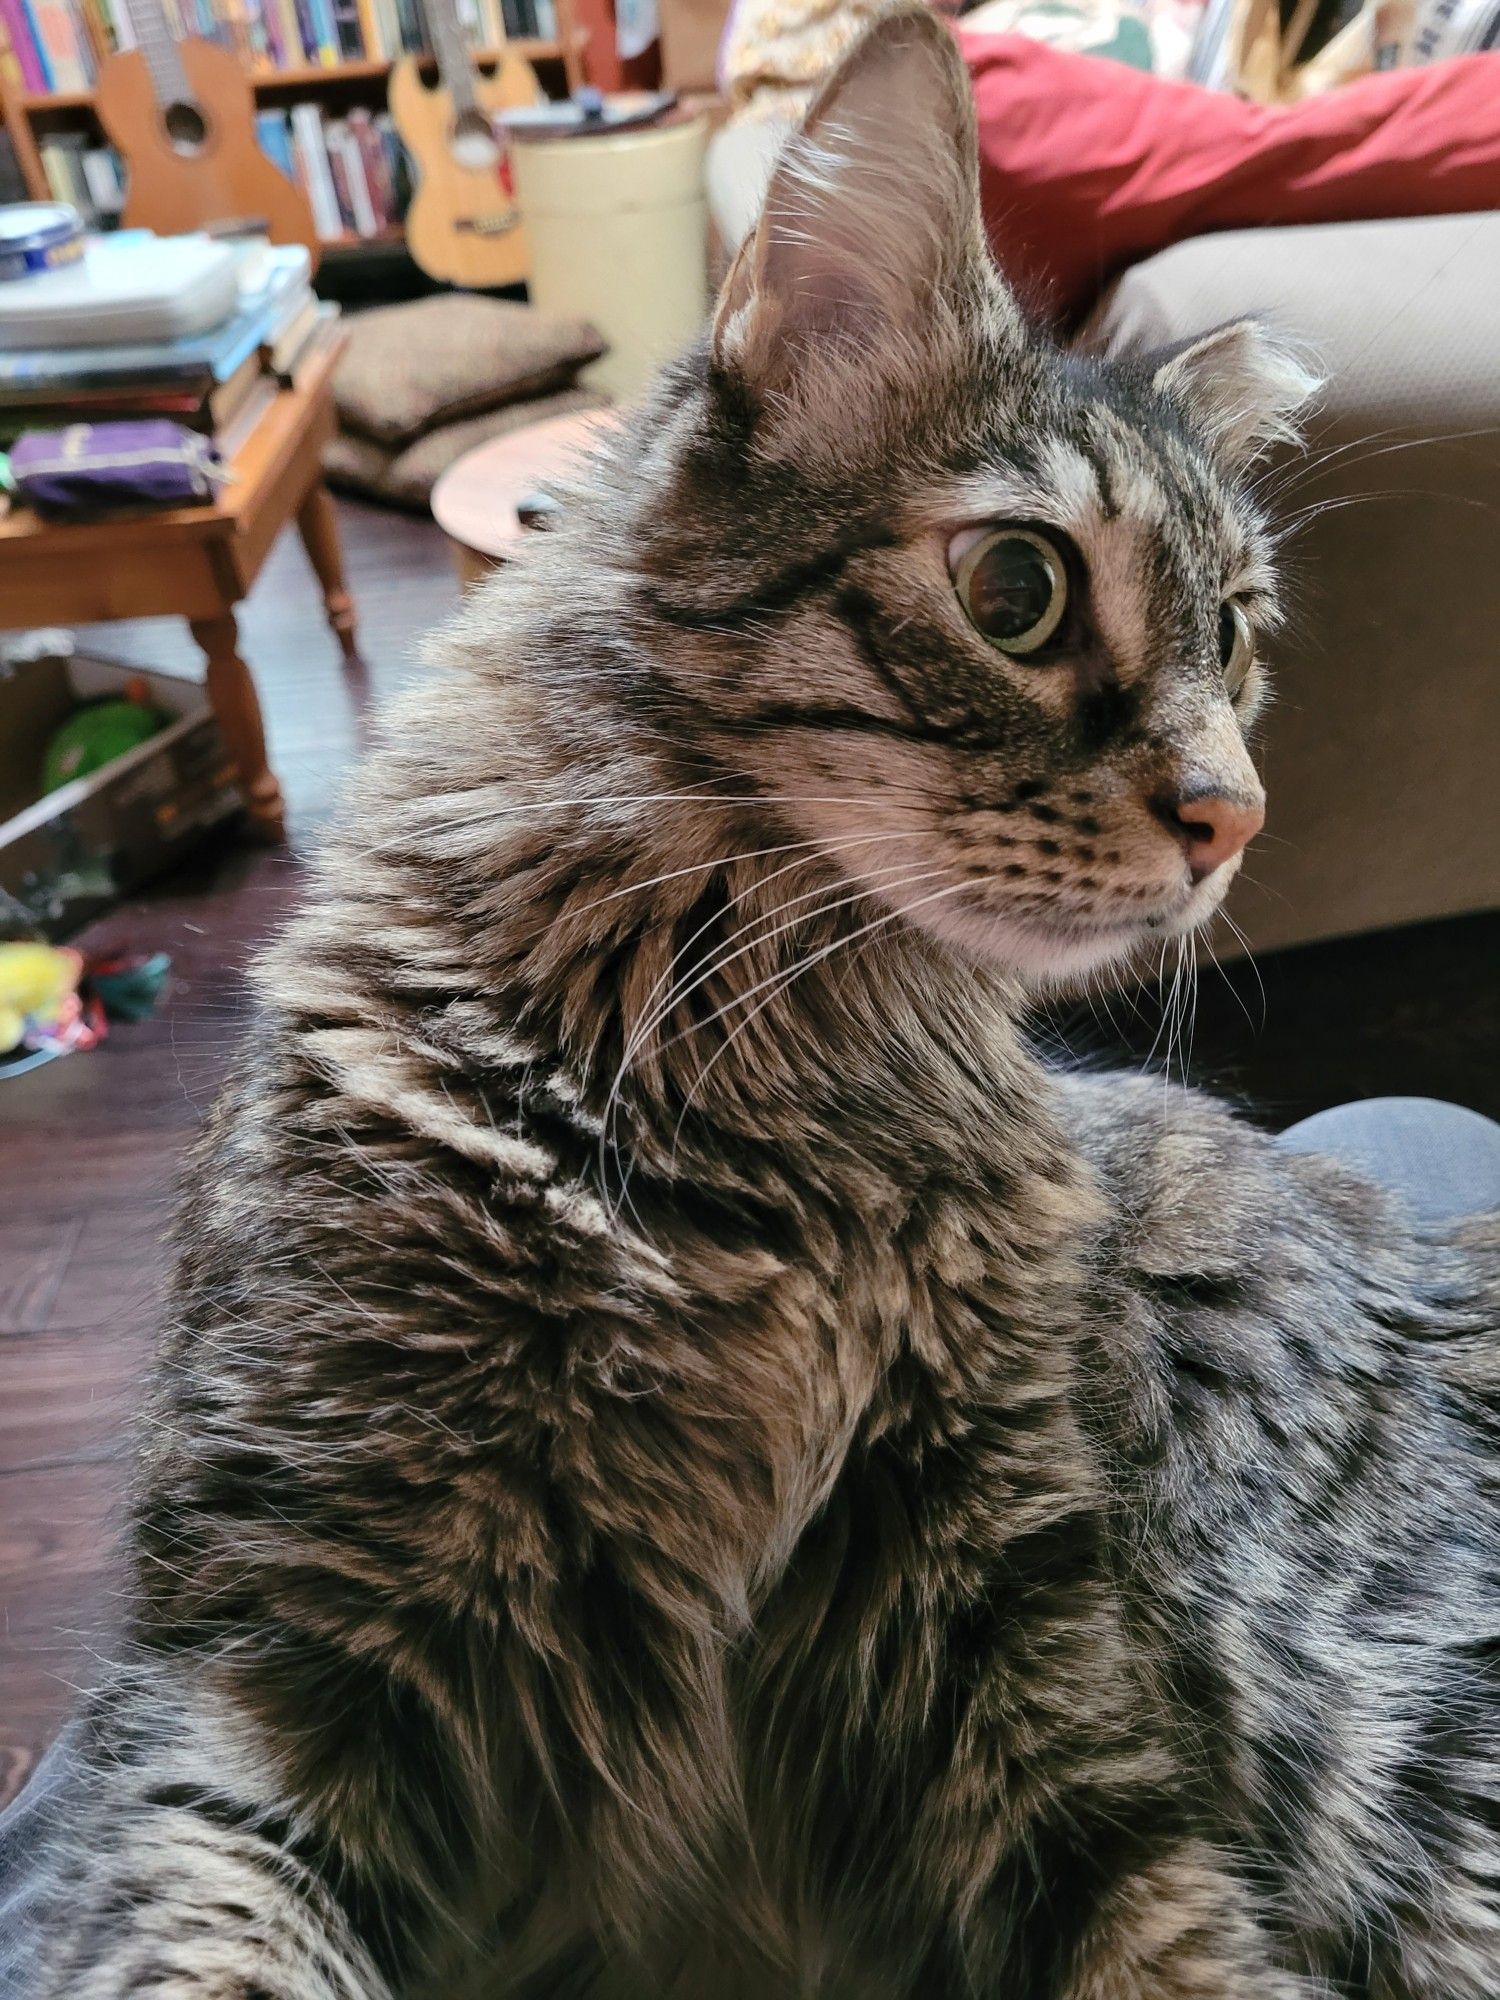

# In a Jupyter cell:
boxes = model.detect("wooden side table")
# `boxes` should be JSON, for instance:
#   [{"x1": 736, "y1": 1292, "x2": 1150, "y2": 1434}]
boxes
[
  {"x1": 430, "y1": 406, "x2": 620, "y2": 587},
  {"x1": 0, "y1": 335, "x2": 357, "y2": 843}
]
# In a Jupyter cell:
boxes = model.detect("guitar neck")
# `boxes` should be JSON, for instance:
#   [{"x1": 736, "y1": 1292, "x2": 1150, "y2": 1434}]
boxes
[
  {"x1": 133, "y1": 0, "x2": 194, "y2": 109},
  {"x1": 422, "y1": 0, "x2": 483, "y2": 115}
]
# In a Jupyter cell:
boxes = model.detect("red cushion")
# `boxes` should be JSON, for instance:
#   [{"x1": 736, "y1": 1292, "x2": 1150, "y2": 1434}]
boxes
[{"x1": 958, "y1": 32, "x2": 1500, "y2": 326}]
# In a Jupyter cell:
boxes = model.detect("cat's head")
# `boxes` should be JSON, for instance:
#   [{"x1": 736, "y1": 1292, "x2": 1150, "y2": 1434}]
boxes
[{"x1": 628, "y1": 7, "x2": 1317, "y2": 987}]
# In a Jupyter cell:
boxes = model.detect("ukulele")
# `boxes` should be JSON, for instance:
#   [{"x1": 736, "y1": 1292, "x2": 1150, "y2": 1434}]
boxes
[
  {"x1": 389, "y1": 0, "x2": 541, "y2": 289},
  {"x1": 93, "y1": 1, "x2": 320, "y2": 264}
]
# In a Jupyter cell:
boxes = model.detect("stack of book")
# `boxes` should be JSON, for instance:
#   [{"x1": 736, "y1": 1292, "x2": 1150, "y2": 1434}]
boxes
[
  {"x1": 0, "y1": 0, "x2": 556, "y2": 91},
  {"x1": 256, "y1": 104, "x2": 412, "y2": 242},
  {"x1": 0, "y1": 241, "x2": 336, "y2": 455}
]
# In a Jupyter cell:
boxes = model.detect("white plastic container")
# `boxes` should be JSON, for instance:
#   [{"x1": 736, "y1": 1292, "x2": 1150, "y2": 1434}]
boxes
[
  {"x1": 0, "y1": 232, "x2": 239, "y2": 350},
  {"x1": 511, "y1": 111, "x2": 710, "y2": 403}
]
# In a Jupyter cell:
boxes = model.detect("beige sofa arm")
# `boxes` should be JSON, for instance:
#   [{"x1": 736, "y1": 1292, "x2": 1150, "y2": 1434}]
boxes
[{"x1": 1088, "y1": 212, "x2": 1500, "y2": 955}]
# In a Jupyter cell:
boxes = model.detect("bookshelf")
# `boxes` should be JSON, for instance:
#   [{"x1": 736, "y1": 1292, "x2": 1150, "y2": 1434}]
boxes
[{"x1": 0, "y1": 7, "x2": 584, "y2": 248}]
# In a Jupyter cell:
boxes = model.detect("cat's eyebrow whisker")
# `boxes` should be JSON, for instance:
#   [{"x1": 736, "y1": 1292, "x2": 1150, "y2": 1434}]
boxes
[
  {"x1": 1259, "y1": 419, "x2": 1500, "y2": 508},
  {"x1": 1273, "y1": 486, "x2": 1500, "y2": 543}
]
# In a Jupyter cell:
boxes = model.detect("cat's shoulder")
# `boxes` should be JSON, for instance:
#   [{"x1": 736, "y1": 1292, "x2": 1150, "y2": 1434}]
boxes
[{"x1": 1051, "y1": 1066, "x2": 1392, "y2": 1285}]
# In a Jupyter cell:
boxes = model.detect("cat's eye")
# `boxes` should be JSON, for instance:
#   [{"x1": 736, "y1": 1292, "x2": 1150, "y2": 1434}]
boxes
[
  {"x1": 1219, "y1": 601, "x2": 1255, "y2": 698},
  {"x1": 952, "y1": 528, "x2": 1068, "y2": 656}
]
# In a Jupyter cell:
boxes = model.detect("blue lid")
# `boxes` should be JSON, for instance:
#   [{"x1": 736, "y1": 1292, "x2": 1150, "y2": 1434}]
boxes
[{"x1": 0, "y1": 203, "x2": 82, "y2": 252}]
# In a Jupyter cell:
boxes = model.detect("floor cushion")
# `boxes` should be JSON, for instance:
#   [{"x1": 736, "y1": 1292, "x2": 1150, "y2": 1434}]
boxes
[
  {"x1": 334, "y1": 296, "x2": 606, "y2": 449},
  {"x1": 324, "y1": 386, "x2": 612, "y2": 510}
]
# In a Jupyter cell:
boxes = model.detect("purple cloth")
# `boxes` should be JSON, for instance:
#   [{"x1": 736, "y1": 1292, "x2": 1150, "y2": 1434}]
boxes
[{"x1": 8, "y1": 420, "x2": 224, "y2": 514}]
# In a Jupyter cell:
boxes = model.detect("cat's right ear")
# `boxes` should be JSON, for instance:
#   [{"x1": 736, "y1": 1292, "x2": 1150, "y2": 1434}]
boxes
[{"x1": 711, "y1": 7, "x2": 989, "y2": 402}]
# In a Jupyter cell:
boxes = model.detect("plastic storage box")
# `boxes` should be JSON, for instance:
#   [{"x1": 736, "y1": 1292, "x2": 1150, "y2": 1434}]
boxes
[{"x1": 0, "y1": 232, "x2": 239, "y2": 350}]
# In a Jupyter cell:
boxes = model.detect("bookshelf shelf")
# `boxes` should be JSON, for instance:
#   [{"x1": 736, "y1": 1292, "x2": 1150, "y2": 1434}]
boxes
[
  {"x1": 19, "y1": 41, "x2": 573, "y2": 114},
  {"x1": 320, "y1": 222, "x2": 406, "y2": 251}
]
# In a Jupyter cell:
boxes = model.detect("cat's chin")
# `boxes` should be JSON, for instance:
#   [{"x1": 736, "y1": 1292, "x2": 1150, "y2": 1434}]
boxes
[{"x1": 912, "y1": 893, "x2": 1222, "y2": 993}]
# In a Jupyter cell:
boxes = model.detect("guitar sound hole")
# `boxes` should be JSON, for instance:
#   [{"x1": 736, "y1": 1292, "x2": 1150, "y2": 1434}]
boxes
[
  {"x1": 450, "y1": 107, "x2": 500, "y2": 173},
  {"x1": 163, "y1": 101, "x2": 208, "y2": 155}
]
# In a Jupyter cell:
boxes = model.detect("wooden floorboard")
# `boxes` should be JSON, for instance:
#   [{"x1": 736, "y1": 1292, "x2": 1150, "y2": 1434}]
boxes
[{"x1": 1, "y1": 492, "x2": 1495, "y2": 1809}]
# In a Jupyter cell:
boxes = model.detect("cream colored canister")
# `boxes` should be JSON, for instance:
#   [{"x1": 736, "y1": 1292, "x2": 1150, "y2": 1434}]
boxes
[{"x1": 511, "y1": 113, "x2": 710, "y2": 402}]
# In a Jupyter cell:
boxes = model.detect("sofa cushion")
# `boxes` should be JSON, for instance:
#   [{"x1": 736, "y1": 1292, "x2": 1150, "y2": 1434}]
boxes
[{"x1": 962, "y1": 32, "x2": 1500, "y2": 325}]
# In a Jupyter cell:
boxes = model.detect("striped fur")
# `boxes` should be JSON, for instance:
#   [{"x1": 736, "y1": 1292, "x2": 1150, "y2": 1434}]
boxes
[{"x1": 19, "y1": 12, "x2": 1499, "y2": 1997}]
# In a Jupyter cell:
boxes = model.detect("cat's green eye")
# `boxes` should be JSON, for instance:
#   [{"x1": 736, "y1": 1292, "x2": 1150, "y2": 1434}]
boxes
[
  {"x1": 1219, "y1": 601, "x2": 1255, "y2": 697},
  {"x1": 952, "y1": 528, "x2": 1068, "y2": 656}
]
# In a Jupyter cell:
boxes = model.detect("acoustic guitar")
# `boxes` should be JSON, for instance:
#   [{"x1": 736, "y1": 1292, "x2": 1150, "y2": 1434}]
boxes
[
  {"x1": 93, "y1": 0, "x2": 320, "y2": 264},
  {"x1": 389, "y1": 0, "x2": 542, "y2": 289}
]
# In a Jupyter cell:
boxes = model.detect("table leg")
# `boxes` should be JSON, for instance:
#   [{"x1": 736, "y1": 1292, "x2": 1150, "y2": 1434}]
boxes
[
  {"x1": 191, "y1": 612, "x2": 285, "y2": 843},
  {"x1": 296, "y1": 482, "x2": 360, "y2": 665}
]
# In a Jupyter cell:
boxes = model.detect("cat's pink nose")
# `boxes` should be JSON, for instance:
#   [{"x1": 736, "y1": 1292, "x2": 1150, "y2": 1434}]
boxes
[{"x1": 1158, "y1": 786, "x2": 1265, "y2": 882}]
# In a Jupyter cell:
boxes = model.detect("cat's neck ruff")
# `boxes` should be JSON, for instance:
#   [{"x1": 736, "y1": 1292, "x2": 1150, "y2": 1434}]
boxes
[{"x1": 273, "y1": 691, "x2": 1070, "y2": 1225}]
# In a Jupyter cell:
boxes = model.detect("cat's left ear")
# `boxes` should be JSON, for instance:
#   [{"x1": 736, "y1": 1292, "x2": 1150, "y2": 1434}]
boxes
[
  {"x1": 1152, "y1": 322, "x2": 1322, "y2": 464},
  {"x1": 712, "y1": 7, "x2": 991, "y2": 397}
]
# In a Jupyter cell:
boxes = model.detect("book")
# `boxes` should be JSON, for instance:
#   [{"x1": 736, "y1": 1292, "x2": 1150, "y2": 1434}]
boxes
[
  {"x1": 16, "y1": 0, "x2": 53, "y2": 87},
  {"x1": 305, "y1": 0, "x2": 337, "y2": 61},
  {"x1": 31, "y1": 0, "x2": 93, "y2": 85},
  {"x1": 39, "y1": 133, "x2": 103, "y2": 214},
  {"x1": 0, "y1": 128, "x2": 28, "y2": 202},
  {"x1": 99, "y1": 0, "x2": 133, "y2": 49},
  {"x1": 0, "y1": 350, "x2": 262, "y2": 442},
  {"x1": 350, "y1": 0, "x2": 380, "y2": 58},
  {"x1": 259, "y1": 289, "x2": 319, "y2": 375},
  {"x1": 270, "y1": 0, "x2": 301, "y2": 62},
  {"x1": 288, "y1": 100, "x2": 342, "y2": 239},
  {"x1": 326, "y1": 117, "x2": 378, "y2": 236},
  {"x1": 206, "y1": 348, "x2": 267, "y2": 431},
  {"x1": 215, "y1": 371, "x2": 280, "y2": 457},
  {"x1": 254, "y1": 107, "x2": 297, "y2": 181},
  {"x1": 347, "y1": 103, "x2": 393, "y2": 222},
  {"x1": 79, "y1": 144, "x2": 125, "y2": 217},
  {"x1": 328, "y1": 0, "x2": 361, "y2": 56},
  {"x1": 289, "y1": 0, "x2": 318, "y2": 58},
  {"x1": 321, "y1": 118, "x2": 356, "y2": 231},
  {"x1": 0, "y1": 0, "x2": 46, "y2": 87}
]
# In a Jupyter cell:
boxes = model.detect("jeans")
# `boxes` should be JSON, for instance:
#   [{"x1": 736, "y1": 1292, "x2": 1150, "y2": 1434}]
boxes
[{"x1": 1280, "y1": 1095, "x2": 1500, "y2": 1226}]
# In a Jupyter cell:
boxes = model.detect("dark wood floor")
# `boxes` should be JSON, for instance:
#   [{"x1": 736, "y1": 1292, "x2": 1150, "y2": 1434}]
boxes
[
  {"x1": 0, "y1": 496, "x2": 1494, "y2": 1810},
  {"x1": 0, "y1": 495, "x2": 457, "y2": 1808}
]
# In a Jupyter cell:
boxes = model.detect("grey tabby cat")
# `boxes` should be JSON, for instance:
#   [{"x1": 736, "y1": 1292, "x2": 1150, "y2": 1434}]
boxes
[{"x1": 18, "y1": 10, "x2": 1500, "y2": 1997}]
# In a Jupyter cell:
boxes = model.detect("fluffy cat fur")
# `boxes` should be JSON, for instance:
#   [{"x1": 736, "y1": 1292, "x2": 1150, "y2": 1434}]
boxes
[{"x1": 17, "y1": 11, "x2": 1500, "y2": 1997}]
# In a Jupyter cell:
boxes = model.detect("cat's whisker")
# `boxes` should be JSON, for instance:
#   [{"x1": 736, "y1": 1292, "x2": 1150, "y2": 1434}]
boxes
[
  {"x1": 1199, "y1": 928, "x2": 1260, "y2": 1043},
  {"x1": 596, "y1": 838, "x2": 932, "y2": 1179},
  {"x1": 1216, "y1": 910, "x2": 1268, "y2": 1032},
  {"x1": 559, "y1": 826, "x2": 923, "y2": 927},
  {"x1": 602, "y1": 859, "x2": 958, "y2": 1222},
  {"x1": 666, "y1": 874, "x2": 997, "y2": 1163}
]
